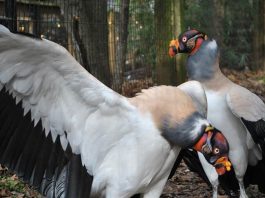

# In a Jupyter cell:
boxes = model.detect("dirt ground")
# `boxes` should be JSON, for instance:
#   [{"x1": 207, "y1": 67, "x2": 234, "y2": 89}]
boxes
[
  {"x1": 162, "y1": 161, "x2": 213, "y2": 198},
  {"x1": 161, "y1": 162, "x2": 265, "y2": 198}
]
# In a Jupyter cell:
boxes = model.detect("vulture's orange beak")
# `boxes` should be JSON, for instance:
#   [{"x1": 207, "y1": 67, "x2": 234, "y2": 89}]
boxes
[
  {"x1": 193, "y1": 126, "x2": 232, "y2": 175},
  {"x1": 214, "y1": 156, "x2": 231, "y2": 175},
  {"x1": 169, "y1": 39, "x2": 179, "y2": 57}
]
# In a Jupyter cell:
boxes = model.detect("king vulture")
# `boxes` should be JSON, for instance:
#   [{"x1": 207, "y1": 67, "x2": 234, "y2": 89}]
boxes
[
  {"x1": 169, "y1": 29, "x2": 265, "y2": 198},
  {"x1": 0, "y1": 25, "x2": 231, "y2": 198}
]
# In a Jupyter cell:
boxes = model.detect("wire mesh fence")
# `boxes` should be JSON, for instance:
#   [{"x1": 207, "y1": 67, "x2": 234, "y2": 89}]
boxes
[
  {"x1": 1, "y1": 0, "x2": 156, "y2": 96},
  {"x1": 0, "y1": 0, "x2": 264, "y2": 96}
]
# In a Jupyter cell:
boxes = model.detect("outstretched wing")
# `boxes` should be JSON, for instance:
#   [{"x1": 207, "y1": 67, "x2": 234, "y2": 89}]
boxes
[
  {"x1": 0, "y1": 25, "x2": 134, "y2": 197},
  {"x1": 226, "y1": 84, "x2": 265, "y2": 152}
]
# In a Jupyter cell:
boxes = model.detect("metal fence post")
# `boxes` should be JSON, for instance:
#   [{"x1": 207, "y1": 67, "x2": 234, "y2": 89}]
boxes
[{"x1": 5, "y1": 0, "x2": 17, "y2": 32}]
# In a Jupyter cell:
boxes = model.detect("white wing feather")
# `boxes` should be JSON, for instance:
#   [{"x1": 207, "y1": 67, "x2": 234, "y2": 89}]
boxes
[
  {"x1": 226, "y1": 84, "x2": 265, "y2": 121},
  {"x1": 0, "y1": 25, "x2": 136, "y2": 163}
]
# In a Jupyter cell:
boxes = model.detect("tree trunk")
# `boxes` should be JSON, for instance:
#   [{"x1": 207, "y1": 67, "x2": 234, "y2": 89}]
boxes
[
  {"x1": 73, "y1": 17, "x2": 90, "y2": 73},
  {"x1": 57, "y1": 0, "x2": 89, "y2": 69},
  {"x1": 263, "y1": 0, "x2": 265, "y2": 70},
  {"x1": 80, "y1": 0, "x2": 111, "y2": 87},
  {"x1": 212, "y1": 0, "x2": 224, "y2": 48},
  {"x1": 260, "y1": 0, "x2": 265, "y2": 70},
  {"x1": 252, "y1": 0, "x2": 265, "y2": 70},
  {"x1": 113, "y1": 0, "x2": 130, "y2": 92},
  {"x1": 155, "y1": 0, "x2": 184, "y2": 85},
  {"x1": 108, "y1": 10, "x2": 116, "y2": 78},
  {"x1": 5, "y1": 0, "x2": 17, "y2": 32},
  {"x1": 172, "y1": 0, "x2": 185, "y2": 84}
]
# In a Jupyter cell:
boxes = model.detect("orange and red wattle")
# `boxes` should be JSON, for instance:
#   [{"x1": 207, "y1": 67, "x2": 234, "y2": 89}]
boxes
[
  {"x1": 190, "y1": 37, "x2": 204, "y2": 55},
  {"x1": 193, "y1": 133, "x2": 208, "y2": 151}
]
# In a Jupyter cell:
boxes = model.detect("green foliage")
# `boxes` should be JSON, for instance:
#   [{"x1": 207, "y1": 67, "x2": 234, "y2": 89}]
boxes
[
  {"x1": 0, "y1": 175, "x2": 24, "y2": 193},
  {"x1": 221, "y1": 0, "x2": 253, "y2": 69},
  {"x1": 184, "y1": 0, "x2": 259, "y2": 70},
  {"x1": 127, "y1": 0, "x2": 156, "y2": 68},
  {"x1": 123, "y1": 0, "x2": 261, "y2": 72},
  {"x1": 0, "y1": 167, "x2": 41, "y2": 197}
]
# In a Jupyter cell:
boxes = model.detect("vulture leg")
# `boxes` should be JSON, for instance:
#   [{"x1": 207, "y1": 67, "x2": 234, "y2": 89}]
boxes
[
  {"x1": 229, "y1": 148, "x2": 248, "y2": 198},
  {"x1": 238, "y1": 178, "x2": 248, "y2": 198}
]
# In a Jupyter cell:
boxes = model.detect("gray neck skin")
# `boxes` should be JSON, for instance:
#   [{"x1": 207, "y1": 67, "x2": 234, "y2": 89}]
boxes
[{"x1": 186, "y1": 40, "x2": 219, "y2": 81}]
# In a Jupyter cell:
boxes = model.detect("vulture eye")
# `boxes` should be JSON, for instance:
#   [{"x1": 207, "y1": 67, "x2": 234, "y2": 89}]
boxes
[
  {"x1": 214, "y1": 148, "x2": 220, "y2": 154},
  {"x1": 182, "y1": 36, "x2": 187, "y2": 42}
]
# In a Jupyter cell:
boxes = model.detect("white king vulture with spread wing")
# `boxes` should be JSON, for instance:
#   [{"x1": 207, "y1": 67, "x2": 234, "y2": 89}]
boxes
[
  {"x1": 0, "y1": 25, "x2": 232, "y2": 198},
  {"x1": 169, "y1": 29, "x2": 265, "y2": 198}
]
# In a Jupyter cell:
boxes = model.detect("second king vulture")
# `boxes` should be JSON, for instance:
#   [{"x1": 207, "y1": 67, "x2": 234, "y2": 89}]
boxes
[
  {"x1": 169, "y1": 29, "x2": 265, "y2": 198},
  {"x1": 0, "y1": 25, "x2": 231, "y2": 197}
]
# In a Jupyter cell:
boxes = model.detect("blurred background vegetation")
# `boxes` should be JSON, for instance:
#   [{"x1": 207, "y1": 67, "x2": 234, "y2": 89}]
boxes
[
  {"x1": 184, "y1": 0, "x2": 264, "y2": 71},
  {"x1": 0, "y1": 0, "x2": 264, "y2": 94}
]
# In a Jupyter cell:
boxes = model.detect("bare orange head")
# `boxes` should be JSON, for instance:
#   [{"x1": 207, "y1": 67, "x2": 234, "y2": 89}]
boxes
[
  {"x1": 169, "y1": 29, "x2": 208, "y2": 56},
  {"x1": 193, "y1": 125, "x2": 231, "y2": 175}
]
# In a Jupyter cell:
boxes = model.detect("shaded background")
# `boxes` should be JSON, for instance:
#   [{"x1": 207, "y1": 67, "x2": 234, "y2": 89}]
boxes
[{"x1": 1, "y1": 0, "x2": 264, "y2": 96}]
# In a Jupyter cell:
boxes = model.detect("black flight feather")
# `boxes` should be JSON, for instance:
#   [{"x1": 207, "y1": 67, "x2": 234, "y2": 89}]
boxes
[
  {"x1": 241, "y1": 118, "x2": 265, "y2": 193},
  {"x1": 0, "y1": 86, "x2": 93, "y2": 198}
]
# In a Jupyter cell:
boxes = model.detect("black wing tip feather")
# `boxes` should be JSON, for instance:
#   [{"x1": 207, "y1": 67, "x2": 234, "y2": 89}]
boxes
[
  {"x1": 0, "y1": 86, "x2": 93, "y2": 198},
  {"x1": 238, "y1": 118, "x2": 265, "y2": 194},
  {"x1": 241, "y1": 118, "x2": 265, "y2": 150}
]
